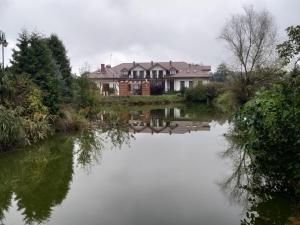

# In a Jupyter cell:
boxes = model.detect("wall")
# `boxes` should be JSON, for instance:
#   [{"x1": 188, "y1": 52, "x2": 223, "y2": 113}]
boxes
[
  {"x1": 92, "y1": 79, "x2": 119, "y2": 95},
  {"x1": 173, "y1": 78, "x2": 210, "y2": 91},
  {"x1": 150, "y1": 65, "x2": 167, "y2": 78},
  {"x1": 130, "y1": 66, "x2": 146, "y2": 79}
]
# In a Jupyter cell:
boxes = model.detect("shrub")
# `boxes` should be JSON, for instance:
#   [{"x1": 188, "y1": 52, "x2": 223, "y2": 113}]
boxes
[
  {"x1": 214, "y1": 91, "x2": 239, "y2": 113},
  {"x1": 0, "y1": 107, "x2": 25, "y2": 151},
  {"x1": 230, "y1": 77, "x2": 300, "y2": 196},
  {"x1": 54, "y1": 106, "x2": 89, "y2": 131},
  {"x1": 184, "y1": 82, "x2": 223, "y2": 103},
  {"x1": 21, "y1": 114, "x2": 53, "y2": 145},
  {"x1": 72, "y1": 76, "x2": 101, "y2": 109}
]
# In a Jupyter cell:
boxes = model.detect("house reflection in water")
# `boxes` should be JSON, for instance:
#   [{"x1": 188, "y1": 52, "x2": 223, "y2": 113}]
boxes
[{"x1": 128, "y1": 108, "x2": 210, "y2": 134}]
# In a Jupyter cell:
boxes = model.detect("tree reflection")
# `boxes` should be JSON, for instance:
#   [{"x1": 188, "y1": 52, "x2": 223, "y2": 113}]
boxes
[
  {"x1": 0, "y1": 135, "x2": 74, "y2": 224},
  {"x1": 75, "y1": 130, "x2": 105, "y2": 168},
  {"x1": 221, "y1": 131, "x2": 299, "y2": 225},
  {"x1": 74, "y1": 111, "x2": 133, "y2": 168},
  {"x1": 0, "y1": 105, "x2": 222, "y2": 224}
]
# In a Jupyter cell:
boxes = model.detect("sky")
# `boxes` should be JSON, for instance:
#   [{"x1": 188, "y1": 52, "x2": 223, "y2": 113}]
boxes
[{"x1": 0, "y1": 0, "x2": 299, "y2": 73}]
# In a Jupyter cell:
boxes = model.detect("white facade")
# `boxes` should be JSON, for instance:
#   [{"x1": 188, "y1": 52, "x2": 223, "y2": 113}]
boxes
[
  {"x1": 94, "y1": 80, "x2": 119, "y2": 96},
  {"x1": 170, "y1": 79, "x2": 210, "y2": 92},
  {"x1": 130, "y1": 66, "x2": 146, "y2": 79},
  {"x1": 150, "y1": 65, "x2": 166, "y2": 79}
]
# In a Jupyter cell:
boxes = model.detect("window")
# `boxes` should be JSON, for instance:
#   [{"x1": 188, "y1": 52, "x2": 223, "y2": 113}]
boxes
[
  {"x1": 189, "y1": 81, "x2": 193, "y2": 88},
  {"x1": 170, "y1": 69, "x2": 176, "y2": 75},
  {"x1": 133, "y1": 71, "x2": 137, "y2": 79},
  {"x1": 180, "y1": 81, "x2": 185, "y2": 90},
  {"x1": 152, "y1": 70, "x2": 157, "y2": 79},
  {"x1": 159, "y1": 70, "x2": 163, "y2": 78},
  {"x1": 122, "y1": 70, "x2": 128, "y2": 76},
  {"x1": 146, "y1": 70, "x2": 150, "y2": 79},
  {"x1": 139, "y1": 70, "x2": 144, "y2": 79}
]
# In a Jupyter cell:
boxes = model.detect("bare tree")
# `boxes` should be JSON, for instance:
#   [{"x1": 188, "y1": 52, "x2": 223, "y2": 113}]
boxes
[
  {"x1": 220, "y1": 6, "x2": 277, "y2": 84},
  {"x1": 79, "y1": 61, "x2": 91, "y2": 75}
]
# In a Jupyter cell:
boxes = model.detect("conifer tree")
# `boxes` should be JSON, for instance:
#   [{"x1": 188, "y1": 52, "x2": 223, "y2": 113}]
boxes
[
  {"x1": 47, "y1": 34, "x2": 73, "y2": 100},
  {"x1": 11, "y1": 31, "x2": 31, "y2": 74},
  {"x1": 10, "y1": 31, "x2": 61, "y2": 114}
]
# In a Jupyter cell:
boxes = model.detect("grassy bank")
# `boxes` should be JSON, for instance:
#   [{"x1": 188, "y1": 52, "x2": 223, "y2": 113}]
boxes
[{"x1": 97, "y1": 94, "x2": 184, "y2": 105}]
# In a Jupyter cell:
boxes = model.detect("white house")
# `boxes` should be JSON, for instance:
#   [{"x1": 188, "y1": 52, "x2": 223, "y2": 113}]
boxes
[{"x1": 87, "y1": 61, "x2": 212, "y2": 96}]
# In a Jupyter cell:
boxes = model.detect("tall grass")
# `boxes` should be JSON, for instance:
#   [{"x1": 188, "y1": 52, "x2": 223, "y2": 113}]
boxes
[{"x1": 0, "y1": 107, "x2": 25, "y2": 151}]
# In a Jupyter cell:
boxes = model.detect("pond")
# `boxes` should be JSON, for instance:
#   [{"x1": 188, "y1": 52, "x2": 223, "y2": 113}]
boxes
[{"x1": 0, "y1": 105, "x2": 295, "y2": 225}]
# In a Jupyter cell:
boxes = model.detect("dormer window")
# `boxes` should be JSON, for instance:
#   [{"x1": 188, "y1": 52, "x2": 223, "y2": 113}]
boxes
[
  {"x1": 133, "y1": 71, "x2": 137, "y2": 79},
  {"x1": 159, "y1": 70, "x2": 163, "y2": 78},
  {"x1": 139, "y1": 71, "x2": 144, "y2": 79},
  {"x1": 121, "y1": 69, "x2": 128, "y2": 77},
  {"x1": 170, "y1": 69, "x2": 176, "y2": 75},
  {"x1": 152, "y1": 70, "x2": 157, "y2": 79}
]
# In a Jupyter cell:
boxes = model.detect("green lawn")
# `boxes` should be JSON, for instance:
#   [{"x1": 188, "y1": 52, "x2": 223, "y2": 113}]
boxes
[{"x1": 98, "y1": 94, "x2": 184, "y2": 105}]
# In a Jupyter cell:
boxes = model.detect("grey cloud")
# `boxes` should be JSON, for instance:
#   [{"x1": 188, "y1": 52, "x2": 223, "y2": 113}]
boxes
[{"x1": 0, "y1": 0, "x2": 299, "y2": 73}]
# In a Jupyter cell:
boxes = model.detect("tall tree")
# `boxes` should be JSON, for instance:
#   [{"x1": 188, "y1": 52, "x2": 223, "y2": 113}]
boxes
[
  {"x1": 46, "y1": 34, "x2": 73, "y2": 99},
  {"x1": 277, "y1": 25, "x2": 300, "y2": 70},
  {"x1": 213, "y1": 63, "x2": 231, "y2": 82},
  {"x1": 220, "y1": 6, "x2": 280, "y2": 103},
  {"x1": 11, "y1": 31, "x2": 61, "y2": 114},
  {"x1": 220, "y1": 6, "x2": 277, "y2": 101},
  {"x1": 10, "y1": 31, "x2": 31, "y2": 74}
]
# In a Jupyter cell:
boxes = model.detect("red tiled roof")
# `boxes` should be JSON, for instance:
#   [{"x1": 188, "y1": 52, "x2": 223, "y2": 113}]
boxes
[{"x1": 87, "y1": 61, "x2": 211, "y2": 79}]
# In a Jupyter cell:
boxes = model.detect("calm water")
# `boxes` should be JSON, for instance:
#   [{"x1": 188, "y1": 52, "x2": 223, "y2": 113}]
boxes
[{"x1": 0, "y1": 105, "x2": 293, "y2": 225}]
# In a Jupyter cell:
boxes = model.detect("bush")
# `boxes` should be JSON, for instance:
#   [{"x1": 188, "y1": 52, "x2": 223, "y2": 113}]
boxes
[
  {"x1": 54, "y1": 106, "x2": 89, "y2": 131},
  {"x1": 21, "y1": 114, "x2": 53, "y2": 145},
  {"x1": 0, "y1": 107, "x2": 25, "y2": 151},
  {"x1": 214, "y1": 91, "x2": 239, "y2": 113},
  {"x1": 150, "y1": 84, "x2": 164, "y2": 95},
  {"x1": 230, "y1": 77, "x2": 300, "y2": 196},
  {"x1": 0, "y1": 74, "x2": 53, "y2": 148},
  {"x1": 184, "y1": 82, "x2": 223, "y2": 103},
  {"x1": 72, "y1": 76, "x2": 102, "y2": 110}
]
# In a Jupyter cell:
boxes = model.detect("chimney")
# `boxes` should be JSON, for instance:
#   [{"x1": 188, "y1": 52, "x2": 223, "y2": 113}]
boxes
[
  {"x1": 101, "y1": 64, "x2": 106, "y2": 73},
  {"x1": 151, "y1": 61, "x2": 153, "y2": 66},
  {"x1": 133, "y1": 61, "x2": 136, "y2": 67},
  {"x1": 169, "y1": 60, "x2": 172, "y2": 66}
]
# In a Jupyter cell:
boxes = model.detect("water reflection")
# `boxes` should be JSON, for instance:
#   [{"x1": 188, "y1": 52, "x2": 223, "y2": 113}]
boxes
[
  {"x1": 0, "y1": 106, "x2": 218, "y2": 225},
  {"x1": 1, "y1": 105, "x2": 298, "y2": 225},
  {"x1": 221, "y1": 130, "x2": 299, "y2": 225},
  {"x1": 0, "y1": 136, "x2": 74, "y2": 224},
  {"x1": 97, "y1": 106, "x2": 216, "y2": 135}
]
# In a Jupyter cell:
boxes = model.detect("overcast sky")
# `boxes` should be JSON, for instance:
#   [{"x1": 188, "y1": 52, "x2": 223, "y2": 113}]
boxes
[{"x1": 0, "y1": 0, "x2": 299, "y2": 73}]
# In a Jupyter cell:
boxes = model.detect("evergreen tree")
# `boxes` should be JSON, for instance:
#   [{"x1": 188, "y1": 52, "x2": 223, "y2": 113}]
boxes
[
  {"x1": 46, "y1": 34, "x2": 73, "y2": 100},
  {"x1": 10, "y1": 31, "x2": 61, "y2": 114},
  {"x1": 10, "y1": 31, "x2": 31, "y2": 74}
]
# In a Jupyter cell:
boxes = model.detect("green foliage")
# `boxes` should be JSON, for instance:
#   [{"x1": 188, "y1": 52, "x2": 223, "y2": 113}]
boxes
[
  {"x1": 10, "y1": 31, "x2": 61, "y2": 114},
  {"x1": 54, "y1": 105, "x2": 89, "y2": 131},
  {"x1": 10, "y1": 31, "x2": 31, "y2": 75},
  {"x1": 277, "y1": 25, "x2": 300, "y2": 65},
  {"x1": 1, "y1": 30, "x2": 102, "y2": 150},
  {"x1": 0, "y1": 74, "x2": 53, "y2": 149},
  {"x1": 230, "y1": 76, "x2": 300, "y2": 196},
  {"x1": 95, "y1": 94, "x2": 183, "y2": 105},
  {"x1": 0, "y1": 106, "x2": 25, "y2": 150},
  {"x1": 214, "y1": 91, "x2": 239, "y2": 113},
  {"x1": 213, "y1": 63, "x2": 231, "y2": 82},
  {"x1": 0, "y1": 135, "x2": 74, "y2": 223},
  {"x1": 184, "y1": 83, "x2": 222, "y2": 103},
  {"x1": 72, "y1": 76, "x2": 102, "y2": 111},
  {"x1": 46, "y1": 34, "x2": 73, "y2": 101}
]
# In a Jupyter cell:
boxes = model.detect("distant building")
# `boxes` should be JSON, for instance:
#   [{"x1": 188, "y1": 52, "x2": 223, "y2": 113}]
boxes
[{"x1": 87, "y1": 61, "x2": 212, "y2": 96}]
